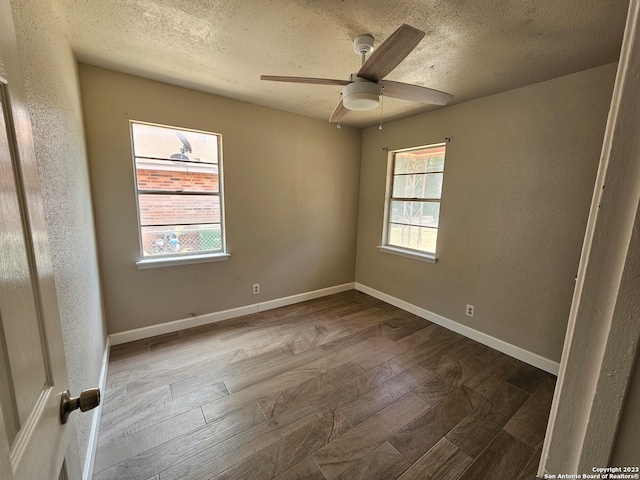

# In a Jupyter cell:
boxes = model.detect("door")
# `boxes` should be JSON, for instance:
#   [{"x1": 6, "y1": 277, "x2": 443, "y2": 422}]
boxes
[{"x1": 0, "y1": 1, "x2": 81, "y2": 478}]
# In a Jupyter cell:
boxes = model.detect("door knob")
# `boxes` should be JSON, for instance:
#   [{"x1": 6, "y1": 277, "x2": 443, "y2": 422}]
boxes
[{"x1": 60, "y1": 388, "x2": 100, "y2": 424}]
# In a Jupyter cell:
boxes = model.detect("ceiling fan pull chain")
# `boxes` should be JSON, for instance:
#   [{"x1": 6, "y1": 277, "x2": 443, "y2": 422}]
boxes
[{"x1": 379, "y1": 93, "x2": 384, "y2": 130}]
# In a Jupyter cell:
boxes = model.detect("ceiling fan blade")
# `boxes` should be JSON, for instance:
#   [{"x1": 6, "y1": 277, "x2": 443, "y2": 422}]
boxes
[
  {"x1": 357, "y1": 24, "x2": 425, "y2": 82},
  {"x1": 379, "y1": 80, "x2": 453, "y2": 106},
  {"x1": 329, "y1": 99, "x2": 349, "y2": 123},
  {"x1": 261, "y1": 75, "x2": 350, "y2": 86}
]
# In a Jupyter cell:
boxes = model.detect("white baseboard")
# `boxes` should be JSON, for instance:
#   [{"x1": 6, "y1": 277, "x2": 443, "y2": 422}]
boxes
[
  {"x1": 355, "y1": 282, "x2": 560, "y2": 375},
  {"x1": 109, "y1": 283, "x2": 355, "y2": 346},
  {"x1": 83, "y1": 336, "x2": 110, "y2": 480},
  {"x1": 108, "y1": 280, "x2": 559, "y2": 374}
]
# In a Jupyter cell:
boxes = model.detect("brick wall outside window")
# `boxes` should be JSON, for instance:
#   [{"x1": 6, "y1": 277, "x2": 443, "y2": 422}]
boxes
[
  {"x1": 136, "y1": 168, "x2": 219, "y2": 192},
  {"x1": 137, "y1": 168, "x2": 221, "y2": 253}
]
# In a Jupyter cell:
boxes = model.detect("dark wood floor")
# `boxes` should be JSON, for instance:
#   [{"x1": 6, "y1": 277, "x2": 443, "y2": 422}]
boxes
[{"x1": 92, "y1": 290, "x2": 554, "y2": 480}]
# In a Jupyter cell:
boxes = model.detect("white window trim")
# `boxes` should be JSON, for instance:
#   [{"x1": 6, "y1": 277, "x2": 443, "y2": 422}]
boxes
[
  {"x1": 136, "y1": 252, "x2": 230, "y2": 269},
  {"x1": 377, "y1": 245, "x2": 437, "y2": 263},
  {"x1": 380, "y1": 142, "x2": 446, "y2": 262},
  {"x1": 130, "y1": 120, "x2": 228, "y2": 265}
]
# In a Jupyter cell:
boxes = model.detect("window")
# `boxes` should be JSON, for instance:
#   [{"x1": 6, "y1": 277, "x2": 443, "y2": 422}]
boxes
[
  {"x1": 131, "y1": 121, "x2": 227, "y2": 267},
  {"x1": 380, "y1": 143, "x2": 446, "y2": 262}
]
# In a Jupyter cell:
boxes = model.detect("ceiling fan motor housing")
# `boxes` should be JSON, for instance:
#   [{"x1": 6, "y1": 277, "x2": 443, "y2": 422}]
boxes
[
  {"x1": 353, "y1": 34, "x2": 375, "y2": 55},
  {"x1": 342, "y1": 79, "x2": 381, "y2": 111}
]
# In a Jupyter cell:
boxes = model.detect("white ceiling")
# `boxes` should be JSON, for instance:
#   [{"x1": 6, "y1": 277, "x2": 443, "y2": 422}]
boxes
[{"x1": 53, "y1": 0, "x2": 629, "y2": 127}]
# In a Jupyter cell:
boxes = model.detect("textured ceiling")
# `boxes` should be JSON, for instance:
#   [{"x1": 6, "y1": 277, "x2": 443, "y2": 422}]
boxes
[{"x1": 53, "y1": 0, "x2": 629, "y2": 127}]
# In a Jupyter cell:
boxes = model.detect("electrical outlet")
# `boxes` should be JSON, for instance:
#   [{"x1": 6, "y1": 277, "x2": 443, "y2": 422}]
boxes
[
  {"x1": 466, "y1": 304, "x2": 475, "y2": 317},
  {"x1": 252, "y1": 283, "x2": 260, "y2": 295}
]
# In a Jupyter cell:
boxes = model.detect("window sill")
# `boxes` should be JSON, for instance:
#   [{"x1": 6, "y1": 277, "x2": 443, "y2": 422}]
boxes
[
  {"x1": 377, "y1": 245, "x2": 437, "y2": 264},
  {"x1": 136, "y1": 252, "x2": 230, "y2": 269}
]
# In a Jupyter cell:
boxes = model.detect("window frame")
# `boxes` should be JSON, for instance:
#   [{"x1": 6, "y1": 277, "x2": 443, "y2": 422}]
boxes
[
  {"x1": 130, "y1": 120, "x2": 229, "y2": 269},
  {"x1": 379, "y1": 142, "x2": 447, "y2": 263}
]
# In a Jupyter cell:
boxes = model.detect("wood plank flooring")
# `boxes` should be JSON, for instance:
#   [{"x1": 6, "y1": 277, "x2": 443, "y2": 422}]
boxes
[{"x1": 93, "y1": 291, "x2": 555, "y2": 480}]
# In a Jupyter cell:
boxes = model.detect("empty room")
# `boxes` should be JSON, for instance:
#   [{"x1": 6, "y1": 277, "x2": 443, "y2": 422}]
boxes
[{"x1": 0, "y1": 0, "x2": 638, "y2": 479}]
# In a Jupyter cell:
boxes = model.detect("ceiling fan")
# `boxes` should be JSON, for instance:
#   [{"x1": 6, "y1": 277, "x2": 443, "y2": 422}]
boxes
[{"x1": 261, "y1": 24, "x2": 453, "y2": 123}]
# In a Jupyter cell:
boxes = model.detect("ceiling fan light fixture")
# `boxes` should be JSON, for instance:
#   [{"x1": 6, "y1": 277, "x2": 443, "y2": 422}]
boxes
[{"x1": 342, "y1": 81, "x2": 380, "y2": 111}]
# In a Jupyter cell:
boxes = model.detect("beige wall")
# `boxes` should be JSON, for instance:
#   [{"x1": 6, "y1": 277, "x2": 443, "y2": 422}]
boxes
[
  {"x1": 355, "y1": 63, "x2": 617, "y2": 362},
  {"x1": 78, "y1": 65, "x2": 362, "y2": 334},
  {"x1": 9, "y1": 0, "x2": 107, "y2": 471}
]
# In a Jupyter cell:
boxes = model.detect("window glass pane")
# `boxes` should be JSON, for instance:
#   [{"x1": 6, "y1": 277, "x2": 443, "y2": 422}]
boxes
[
  {"x1": 388, "y1": 224, "x2": 438, "y2": 254},
  {"x1": 394, "y1": 148, "x2": 445, "y2": 174},
  {"x1": 390, "y1": 201, "x2": 440, "y2": 227},
  {"x1": 136, "y1": 159, "x2": 219, "y2": 193},
  {"x1": 138, "y1": 194, "x2": 220, "y2": 226},
  {"x1": 425, "y1": 155, "x2": 445, "y2": 173},
  {"x1": 392, "y1": 173, "x2": 443, "y2": 199},
  {"x1": 131, "y1": 123, "x2": 218, "y2": 164},
  {"x1": 141, "y1": 224, "x2": 222, "y2": 257}
]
